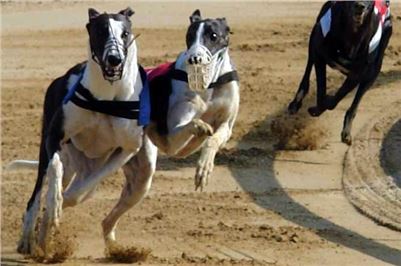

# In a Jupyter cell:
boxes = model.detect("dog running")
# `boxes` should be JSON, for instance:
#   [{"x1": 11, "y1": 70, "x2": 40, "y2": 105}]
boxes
[
  {"x1": 15, "y1": 7, "x2": 156, "y2": 256},
  {"x1": 288, "y1": 0, "x2": 392, "y2": 144},
  {"x1": 145, "y1": 9, "x2": 240, "y2": 191}
]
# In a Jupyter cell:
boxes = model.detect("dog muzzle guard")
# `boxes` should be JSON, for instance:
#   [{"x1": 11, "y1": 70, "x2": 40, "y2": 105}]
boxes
[{"x1": 185, "y1": 45, "x2": 226, "y2": 92}]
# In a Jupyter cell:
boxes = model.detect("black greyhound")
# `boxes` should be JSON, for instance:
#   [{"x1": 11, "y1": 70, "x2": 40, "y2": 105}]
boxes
[{"x1": 288, "y1": 0, "x2": 392, "y2": 145}]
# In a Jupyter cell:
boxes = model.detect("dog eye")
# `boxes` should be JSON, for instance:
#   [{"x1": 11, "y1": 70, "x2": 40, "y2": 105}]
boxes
[
  {"x1": 210, "y1": 32, "x2": 218, "y2": 42},
  {"x1": 121, "y1": 31, "x2": 129, "y2": 38}
]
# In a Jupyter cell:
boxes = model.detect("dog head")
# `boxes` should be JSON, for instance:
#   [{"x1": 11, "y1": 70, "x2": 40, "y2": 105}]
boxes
[
  {"x1": 86, "y1": 7, "x2": 135, "y2": 83},
  {"x1": 345, "y1": 1, "x2": 374, "y2": 30},
  {"x1": 184, "y1": 9, "x2": 231, "y2": 91}
]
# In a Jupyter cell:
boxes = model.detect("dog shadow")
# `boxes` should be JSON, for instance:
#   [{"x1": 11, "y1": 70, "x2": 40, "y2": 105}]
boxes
[
  {"x1": 228, "y1": 98, "x2": 401, "y2": 265},
  {"x1": 375, "y1": 69, "x2": 401, "y2": 88}
]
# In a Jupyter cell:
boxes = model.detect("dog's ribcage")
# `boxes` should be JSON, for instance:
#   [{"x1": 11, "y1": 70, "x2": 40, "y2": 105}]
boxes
[{"x1": 63, "y1": 103, "x2": 142, "y2": 159}]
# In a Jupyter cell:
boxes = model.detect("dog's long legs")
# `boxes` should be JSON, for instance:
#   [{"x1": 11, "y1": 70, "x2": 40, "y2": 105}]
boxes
[
  {"x1": 325, "y1": 77, "x2": 359, "y2": 110},
  {"x1": 62, "y1": 148, "x2": 134, "y2": 207},
  {"x1": 341, "y1": 21, "x2": 392, "y2": 145},
  {"x1": 195, "y1": 121, "x2": 231, "y2": 191},
  {"x1": 38, "y1": 152, "x2": 64, "y2": 253},
  {"x1": 102, "y1": 136, "x2": 157, "y2": 247},
  {"x1": 288, "y1": 33, "x2": 315, "y2": 114},
  {"x1": 147, "y1": 119, "x2": 212, "y2": 156},
  {"x1": 308, "y1": 58, "x2": 327, "y2": 117},
  {"x1": 19, "y1": 108, "x2": 66, "y2": 255},
  {"x1": 341, "y1": 82, "x2": 371, "y2": 145},
  {"x1": 17, "y1": 141, "x2": 48, "y2": 254}
]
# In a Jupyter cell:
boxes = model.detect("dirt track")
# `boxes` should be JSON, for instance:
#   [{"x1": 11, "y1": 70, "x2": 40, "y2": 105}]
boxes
[{"x1": 2, "y1": 1, "x2": 401, "y2": 265}]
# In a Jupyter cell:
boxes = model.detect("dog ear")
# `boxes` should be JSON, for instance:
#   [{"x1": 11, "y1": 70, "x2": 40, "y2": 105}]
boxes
[
  {"x1": 189, "y1": 9, "x2": 202, "y2": 24},
  {"x1": 119, "y1": 7, "x2": 135, "y2": 17},
  {"x1": 88, "y1": 8, "x2": 100, "y2": 20},
  {"x1": 218, "y1": 17, "x2": 233, "y2": 35}
]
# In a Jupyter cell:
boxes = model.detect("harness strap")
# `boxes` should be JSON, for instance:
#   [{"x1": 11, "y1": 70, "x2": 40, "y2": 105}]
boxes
[
  {"x1": 65, "y1": 65, "x2": 150, "y2": 125},
  {"x1": 171, "y1": 69, "x2": 239, "y2": 89},
  {"x1": 209, "y1": 71, "x2": 239, "y2": 88},
  {"x1": 171, "y1": 69, "x2": 189, "y2": 82}
]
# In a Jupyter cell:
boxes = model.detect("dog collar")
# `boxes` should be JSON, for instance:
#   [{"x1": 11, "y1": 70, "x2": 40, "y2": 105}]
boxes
[
  {"x1": 63, "y1": 64, "x2": 150, "y2": 126},
  {"x1": 171, "y1": 68, "x2": 239, "y2": 89}
]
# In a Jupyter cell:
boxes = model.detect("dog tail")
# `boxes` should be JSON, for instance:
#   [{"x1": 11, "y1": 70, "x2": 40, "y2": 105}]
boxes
[{"x1": 6, "y1": 160, "x2": 39, "y2": 171}]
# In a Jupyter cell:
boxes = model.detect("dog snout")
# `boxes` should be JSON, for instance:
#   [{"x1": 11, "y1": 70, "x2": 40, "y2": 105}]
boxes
[
  {"x1": 107, "y1": 54, "x2": 122, "y2": 67},
  {"x1": 187, "y1": 54, "x2": 211, "y2": 65},
  {"x1": 354, "y1": 2, "x2": 367, "y2": 15}
]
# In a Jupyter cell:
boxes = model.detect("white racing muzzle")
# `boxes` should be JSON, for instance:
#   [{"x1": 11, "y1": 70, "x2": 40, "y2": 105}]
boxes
[
  {"x1": 185, "y1": 45, "x2": 226, "y2": 91},
  {"x1": 101, "y1": 38, "x2": 126, "y2": 82}
]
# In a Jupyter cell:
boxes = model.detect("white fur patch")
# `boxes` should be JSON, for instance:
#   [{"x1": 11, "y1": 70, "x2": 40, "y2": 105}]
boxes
[
  {"x1": 195, "y1": 22, "x2": 205, "y2": 45},
  {"x1": 369, "y1": 22, "x2": 382, "y2": 54},
  {"x1": 102, "y1": 18, "x2": 125, "y2": 62}
]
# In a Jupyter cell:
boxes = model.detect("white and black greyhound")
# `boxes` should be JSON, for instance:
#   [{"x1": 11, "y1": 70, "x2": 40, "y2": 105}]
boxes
[
  {"x1": 14, "y1": 8, "x2": 158, "y2": 256},
  {"x1": 10, "y1": 9, "x2": 240, "y2": 254},
  {"x1": 145, "y1": 9, "x2": 240, "y2": 191}
]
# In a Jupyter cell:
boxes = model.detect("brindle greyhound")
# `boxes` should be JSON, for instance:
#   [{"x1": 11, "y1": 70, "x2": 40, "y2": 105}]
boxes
[
  {"x1": 15, "y1": 8, "x2": 156, "y2": 256},
  {"x1": 145, "y1": 10, "x2": 240, "y2": 191},
  {"x1": 288, "y1": 0, "x2": 392, "y2": 144}
]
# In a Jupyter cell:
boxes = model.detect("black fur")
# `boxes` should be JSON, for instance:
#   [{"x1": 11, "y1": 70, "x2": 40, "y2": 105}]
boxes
[
  {"x1": 186, "y1": 10, "x2": 231, "y2": 55},
  {"x1": 288, "y1": 1, "x2": 392, "y2": 144},
  {"x1": 25, "y1": 63, "x2": 85, "y2": 211}
]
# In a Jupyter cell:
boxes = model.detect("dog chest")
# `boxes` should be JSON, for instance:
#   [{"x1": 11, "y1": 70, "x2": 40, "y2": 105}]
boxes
[{"x1": 65, "y1": 107, "x2": 142, "y2": 158}]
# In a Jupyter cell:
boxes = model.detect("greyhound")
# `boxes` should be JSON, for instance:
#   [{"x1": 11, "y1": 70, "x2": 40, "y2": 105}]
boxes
[
  {"x1": 15, "y1": 8, "x2": 158, "y2": 256},
  {"x1": 145, "y1": 9, "x2": 240, "y2": 191},
  {"x1": 9, "y1": 10, "x2": 239, "y2": 252},
  {"x1": 288, "y1": 0, "x2": 392, "y2": 145}
]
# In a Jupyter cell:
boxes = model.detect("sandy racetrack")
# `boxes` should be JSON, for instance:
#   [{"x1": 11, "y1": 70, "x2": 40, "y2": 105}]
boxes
[{"x1": 2, "y1": 1, "x2": 401, "y2": 265}]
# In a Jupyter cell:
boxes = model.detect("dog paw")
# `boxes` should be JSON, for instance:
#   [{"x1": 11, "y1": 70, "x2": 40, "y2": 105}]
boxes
[
  {"x1": 195, "y1": 152, "x2": 215, "y2": 191},
  {"x1": 288, "y1": 100, "x2": 302, "y2": 115},
  {"x1": 341, "y1": 131, "x2": 352, "y2": 145},
  {"x1": 191, "y1": 119, "x2": 213, "y2": 137},
  {"x1": 308, "y1": 106, "x2": 325, "y2": 117},
  {"x1": 17, "y1": 237, "x2": 33, "y2": 255}
]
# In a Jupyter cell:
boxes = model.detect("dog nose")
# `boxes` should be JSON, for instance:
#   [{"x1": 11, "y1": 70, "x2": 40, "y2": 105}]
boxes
[
  {"x1": 187, "y1": 54, "x2": 212, "y2": 65},
  {"x1": 107, "y1": 54, "x2": 122, "y2": 67},
  {"x1": 187, "y1": 56, "x2": 203, "y2": 65}
]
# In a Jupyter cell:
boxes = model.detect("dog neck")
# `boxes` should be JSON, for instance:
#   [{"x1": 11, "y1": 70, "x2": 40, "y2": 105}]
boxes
[{"x1": 81, "y1": 41, "x2": 141, "y2": 101}]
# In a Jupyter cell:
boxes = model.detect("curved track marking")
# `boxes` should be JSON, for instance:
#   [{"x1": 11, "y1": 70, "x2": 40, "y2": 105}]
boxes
[{"x1": 343, "y1": 100, "x2": 401, "y2": 231}]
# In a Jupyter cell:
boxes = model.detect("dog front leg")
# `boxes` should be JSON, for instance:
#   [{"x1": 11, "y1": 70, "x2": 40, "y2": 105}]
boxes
[
  {"x1": 341, "y1": 74, "x2": 376, "y2": 145},
  {"x1": 102, "y1": 136, "x2": 157, "y2": 248},
  {"x1": 308, "y1": 58, "x2": 327, "y2": 117},
  {"x1": 289, "y1": 31, "x2": 315, "y2": 114},
  {"x1": 195, "y1": 122, "x2": 231, "y2": 191},
  {"x1": 62, "y1": 149, "x2": 134, "y2": 206},
  {"x1": 147, "y1": 119, "x2": 213, "y2": 156},
  {"x1": 325, "y1": 77, "x2": 359, "y2": 110}
]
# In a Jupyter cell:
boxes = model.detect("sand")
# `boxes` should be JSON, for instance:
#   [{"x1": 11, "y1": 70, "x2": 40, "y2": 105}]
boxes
[{"x1": 2, "y1": 1, "x2": 401, "y2": 265}]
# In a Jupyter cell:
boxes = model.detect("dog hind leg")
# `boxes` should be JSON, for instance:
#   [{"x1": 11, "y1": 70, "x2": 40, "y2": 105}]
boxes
[
  {"x1": 17, "y1": 141, "x2": 49, "y2": 254},
  {"x1": 37, "y1": 152, "x2": 64, "y2": 254},
  {"x1": 62, "y1": 148, "x2": 134, "y2": 207},
  {"x1": 341, "y1": 81, "x2": 372, "y2": 145},
  {"x1": 342, "y1": 22, "x2": 392, "y2": 145}
]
